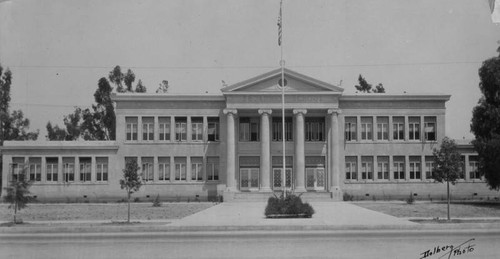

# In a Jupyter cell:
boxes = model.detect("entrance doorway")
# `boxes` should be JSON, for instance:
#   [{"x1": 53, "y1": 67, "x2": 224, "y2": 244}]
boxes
[
  {"x1": 240, "y1": 168, "x2": 259, "y2": 191},
  {"x1": 306, "y1": 167, "x2": 325, "y2": 191},
  {"x1": 273, "y1": 168, "x2": 293, "y2": 190}
]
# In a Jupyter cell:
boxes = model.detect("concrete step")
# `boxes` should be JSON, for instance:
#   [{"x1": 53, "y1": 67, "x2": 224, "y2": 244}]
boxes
[{"x1": 227, "y1": 191, "x2": 339, "y2": 203}]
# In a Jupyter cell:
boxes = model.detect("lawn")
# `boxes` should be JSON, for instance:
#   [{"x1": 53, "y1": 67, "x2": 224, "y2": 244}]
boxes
[
  {"x1": 354, "y1": 201, "x2": 500, "y2": 218},
  {"x1": 0, "y1": 202, "x2": 214, "y2": 222}
]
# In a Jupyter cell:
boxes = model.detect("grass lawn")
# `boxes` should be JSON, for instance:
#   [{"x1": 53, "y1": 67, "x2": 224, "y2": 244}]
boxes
[
  {"x1": 354, "y1": 201, "x2": 500, "y2": 218},
  {"x1": 0, "y1": 202, "x2": 214, "y2": 222}
]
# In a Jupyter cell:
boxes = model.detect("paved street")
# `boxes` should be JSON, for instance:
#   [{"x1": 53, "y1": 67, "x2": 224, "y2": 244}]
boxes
[{"x1": 1, "y1": 230, "x2": 499, "y2": 259}]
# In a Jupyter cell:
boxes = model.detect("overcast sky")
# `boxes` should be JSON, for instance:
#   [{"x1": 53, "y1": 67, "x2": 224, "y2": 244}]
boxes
[{"x1": 1, "y1": 0, "x2": 499, "y2": 140}]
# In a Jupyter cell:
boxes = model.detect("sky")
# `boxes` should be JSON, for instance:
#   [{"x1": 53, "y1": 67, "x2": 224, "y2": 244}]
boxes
[{"x1": 0, "y1": 0, "x2": 499, "y2": 140}]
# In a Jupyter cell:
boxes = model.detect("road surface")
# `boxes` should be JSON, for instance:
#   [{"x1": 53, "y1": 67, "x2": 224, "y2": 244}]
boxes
[{"x1": 1, "y1": 230, "x2": 499, "y2": 259}]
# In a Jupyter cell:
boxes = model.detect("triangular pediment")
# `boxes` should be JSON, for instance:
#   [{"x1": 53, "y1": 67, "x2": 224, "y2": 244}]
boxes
[{"x1": 221, "y1": 68, "x2": 344, "y2": 93}]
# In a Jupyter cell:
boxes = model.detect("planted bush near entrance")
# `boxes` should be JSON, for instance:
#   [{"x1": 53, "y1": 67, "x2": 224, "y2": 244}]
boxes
[{"x1": 265, "y1": 193, "x2": 315, "y2": 218}]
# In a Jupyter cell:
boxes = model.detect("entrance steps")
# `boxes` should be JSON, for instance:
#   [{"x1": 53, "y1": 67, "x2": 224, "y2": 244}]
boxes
[{"x1": 227, "y1": 191, "x2": 341, "y2": 202}]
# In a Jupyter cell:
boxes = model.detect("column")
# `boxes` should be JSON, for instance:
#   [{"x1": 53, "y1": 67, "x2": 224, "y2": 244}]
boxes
[
  {"x1": 258, "y1": 109, "x2": 272, "y2": 192},
  {"x1": 138, "y1": 117, "x2": 142, "y2": 141},
  {"x1": 223, "y1": 109, "x2": 238, "y2": 191},
  {"x1": 465, "y1": 155, "x2": 470, "y2": 181},
  {"x1": 328, "y1": 109, "x2": 341, "y2": 192},
  {"x1": 58, "y1": 156, "x2": 63, "y2": 183},
  {"x1": 187, "y1": 116, "x2": 192, "y2": 142},
  {"x1": 153, "y1": 156, "x2": 159, "y2": 181},
  {"x1": 91, "y1": 156, "x2": 96, "y2": 182},
  {"x1": 203, "y1": 116, "x2": 208, "y2": 143},
  {"x1": 293, "y1": 109, "x2": 307, "y2": 192},
  {"x1": 170, "y1": 116, "x2": 175, "y2": 141},
  {"x1": 41, "y1": 156, "x2": 47, "y2": 183},
  {"x1": 373, "y1": 155, "x2": 378, "y2": 181},
  {"x1": 154, "y1": 116, "x2": 159, "y2": 141}
]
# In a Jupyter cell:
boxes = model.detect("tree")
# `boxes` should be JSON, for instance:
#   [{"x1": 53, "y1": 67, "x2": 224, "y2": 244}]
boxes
[
  {"x1": 46, "y1": 121, "x2": 67, "y2": 140},
  {"x1": 109, "y1": 65, "x2": 125, "y2": 93},
  {"x1": 156, "y1": 80, "x2": 169, "y2": 93},
  {"x1": 3, "y1": 171, "x2": 33, "y2": 223},
  {"x1": 119, "y1": 159, "x2": 142, "y2": 223},
  {"x1": 135, "y1": 79, "x2": 147, "y2": 93},
  {"x1": 471, "y1": 49, "x2": 500, "y2": 190},
  {"x1": 124, "y1": 69, "x2": 135, "y2": 92},
  {"x1": 432, "y1": 137, "x2": 463, "y2": 221},
  {"x1": 354, "y1": 74, "x2": 385, "y2": 93}
]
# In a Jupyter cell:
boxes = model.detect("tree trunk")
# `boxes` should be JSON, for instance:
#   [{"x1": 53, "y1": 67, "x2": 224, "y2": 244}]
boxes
[
  {"x1": 14, "y1": 201, "x2": 17, "y2": 223},
  {"x1": 447, "y1": 180, "x2": 450, "y2": 221},
  {"x1": 127, "y1": 192, "x2": 131, "y2": 223}
]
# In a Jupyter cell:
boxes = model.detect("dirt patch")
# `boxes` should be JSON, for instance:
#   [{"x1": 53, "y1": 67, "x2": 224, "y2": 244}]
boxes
[
  {"x1": 354, "y1": 201, "x2": 500, "y2": 218},
  {"x1": 0, "y1": 202, "x2": 215, "y2": 222}
]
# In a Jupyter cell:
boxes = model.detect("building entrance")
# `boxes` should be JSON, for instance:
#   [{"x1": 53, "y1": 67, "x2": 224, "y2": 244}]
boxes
[
  {"x1": 306, "y1": 167, "x2": 325, "y2": 191},
  {"x1": 240, "y1": 168, "x2": 259, "y2": 191},
  {"x1": 273, "y1": 168, "x2": 293, "y2": 190}
]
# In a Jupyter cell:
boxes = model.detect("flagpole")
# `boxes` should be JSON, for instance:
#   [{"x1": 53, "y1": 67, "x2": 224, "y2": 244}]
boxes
[{"x1": 279, "y1": 0, "x2": 286, "y2": 198}]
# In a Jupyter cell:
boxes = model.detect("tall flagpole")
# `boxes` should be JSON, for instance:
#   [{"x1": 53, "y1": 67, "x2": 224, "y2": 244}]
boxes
[{"x1": 278, "y1": 0, "x2": 286, "y2": 198}]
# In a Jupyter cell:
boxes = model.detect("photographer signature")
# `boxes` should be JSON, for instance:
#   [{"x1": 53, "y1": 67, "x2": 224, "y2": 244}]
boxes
[{"x1": 419, "y1": 238, "x2": 475, "y2": 259}]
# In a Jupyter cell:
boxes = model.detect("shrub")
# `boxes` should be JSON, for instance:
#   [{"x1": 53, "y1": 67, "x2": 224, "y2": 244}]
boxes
[
  {"x1": 343, "y1": 192, "x2": 354, "y2": 201},
  {"x1": 406, "y1": 192, "x2": 415, "y2": 204},
  {"x1": 265, "y1": 192, "x2": 315, "y2": 218},
  {"x1": 152, "y1": 194, "x2": 161, "y2": 207}
]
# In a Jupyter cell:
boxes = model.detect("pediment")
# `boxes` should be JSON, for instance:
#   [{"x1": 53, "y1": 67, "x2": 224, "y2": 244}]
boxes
[{"x1": 221, "y1": 68, "x2": 344, "y2": 94}]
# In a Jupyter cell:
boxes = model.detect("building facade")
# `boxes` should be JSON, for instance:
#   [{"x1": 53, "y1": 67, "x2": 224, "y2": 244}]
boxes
[{"x1": 1, "y1": 69, "x2": 497, "y2": 201}]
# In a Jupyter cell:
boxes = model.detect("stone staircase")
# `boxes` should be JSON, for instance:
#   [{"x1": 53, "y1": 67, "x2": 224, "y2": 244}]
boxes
[{"x1": 227, "y1": 191, "x2": 341, "y2": 202}]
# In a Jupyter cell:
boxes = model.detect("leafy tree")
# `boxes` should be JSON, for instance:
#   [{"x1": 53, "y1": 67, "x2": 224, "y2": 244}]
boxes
[
  {"x1": 46, "y1": 121, "x2": 67, "y2": 140},
  {"x1": 119, "y1": 159, "x2": 142, "y2": 223},
  {"x1": 354, "y1": 74, "x2": 385, "y2": 93},
  {"x1": 471, "y1": 49, "x2": 500, "y2": 190},
  {"x1": 135, "y1": 79, "x2": 147, "y2": 93},
  {"x1": 109, "y1": 65, "x2": 125, "y2": 93},
  {"x1": 124, "y1": 69, "x2": 135, "y2": 92},
  {"x1": 3, "y1": 172, "x2": 33, "y2": 223},
  {"x1": 432, "y1": 137, "x2": 462, "y2": 220},
  {"x1": 156, "y1": 80, "x2": 169, "y2": 93}
]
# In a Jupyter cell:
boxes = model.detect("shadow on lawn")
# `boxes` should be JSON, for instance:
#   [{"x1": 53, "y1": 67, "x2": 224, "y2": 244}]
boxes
[{"x1": 432, "y1": 201, "x2": 500, "y2": 210}]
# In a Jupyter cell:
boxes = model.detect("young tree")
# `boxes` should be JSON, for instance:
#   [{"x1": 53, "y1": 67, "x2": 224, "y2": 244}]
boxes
[
  {"x1": 46, "y1": 121, "x2": 67, "y2": 140},
  {"x1": 354, "y1": 74, "x2": 385, "y2": 93},
  {"x1": 124, "y1": 69, "x2": 136, "y2": 92},
  {"x1": 432, "y1": 137, "x2": 463, "y2": 221},
  {"x1": 156, "y1": 80, "x2": 169, "y2": 93},
  {"x1": 109, "y1": 65, "x2": 125, "y2": 93},
  {"x1": 119, "y1": 159, "x2": 142, "y2": 223},
  {"x1": 471, "y1": 48, "x2": 500, "y2": 190},
  {"x1": 3, "y1": 171, "x2": 33, "y2": 223},
  {"x1": 135, "y1": 79, "x2": 147, "y2": 93}
]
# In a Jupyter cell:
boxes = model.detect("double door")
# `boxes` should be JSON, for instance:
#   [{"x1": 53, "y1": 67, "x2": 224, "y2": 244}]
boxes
[{"x1": 273, "y1": 168, "x2": 293, "y2": 190}]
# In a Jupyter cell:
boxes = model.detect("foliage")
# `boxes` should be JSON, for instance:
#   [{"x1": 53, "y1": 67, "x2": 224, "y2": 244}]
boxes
[
  {"x1": 3, "y1": 173, "x2": 34, "y2": 223},
  {"x1": 406, "y1": 192, "x2": 415, "y2": 204},
  {"x1": 354, "y1": 74, "x2": 385, "y2": 93},
  {"x1": 119, "y1": 159, "x2": 142, "y2": 222},
  {"x1": 156, "y1": 80, "x2": 169, "y2": 93},
  {"x1": 152, "y1": 194, "x2": 161, "y2": 207},
  {"x1": 265, "y1": 193, "x2": 314, "y2": 218},
  {"x1": 432, "y1": 137, "x2": 463, "y2": 184},
  {"x1": 343, "y1": 192, "x2": 354, "y2": 201},
  {"x1": 123, "y1": 69, "x2": 135, "y2": 92},
  {"x1": 109, "y1": 65, "x2": 125, "y2": 93},
  {"x1": 46, "y1": 121, "x2": 68, "y2": 140},
  {"x1": 135, "y1": 79, "x2": 147, "y2": 93},
  {"x1": 471, "y1": 50, "x2": 500, "y2": 190}
]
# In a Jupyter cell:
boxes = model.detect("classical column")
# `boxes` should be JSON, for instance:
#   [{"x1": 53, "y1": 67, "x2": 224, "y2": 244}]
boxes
[
  {"x1": 293, "y1": 109, "x2": 307, "y2": 192},
  {"x1": 328, "y1": 109, "x2": 341, "y2": 192},
  {"x1": 258, "y1": 109, "x2": 272, "y2": 192},
  {"x1": 223, "y1": 109, "x2": 238, "y2": 191}
]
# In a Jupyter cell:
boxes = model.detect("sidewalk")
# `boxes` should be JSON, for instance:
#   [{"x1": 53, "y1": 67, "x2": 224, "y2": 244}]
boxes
[{"x1": 1, "y1": 202, "x2": 500, "y2": 234}]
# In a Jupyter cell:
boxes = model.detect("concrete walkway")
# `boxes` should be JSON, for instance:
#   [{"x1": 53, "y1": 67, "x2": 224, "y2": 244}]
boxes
[{"x1": 168, "y1": 202, "x2": 418, "y2": 230}]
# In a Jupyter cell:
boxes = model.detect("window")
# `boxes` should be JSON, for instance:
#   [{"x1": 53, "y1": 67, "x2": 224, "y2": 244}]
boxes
[
  {"x1": 409, "y1": 157, "x2": 421, "y2": 180},
  {"x1": 393, "y1": 117, "x2": 404, "y2": 140},
  {"x1": 175, "y1": 117, "x2": 187, "y2": 141},
  {"x1": 191, "y1": 157, "x2": 203, "y2": 181},
  {"x1": 361, "y1": 157, "x2": 373, "y2": 180},
  {"x1": 63, "y1": 157, "x2": 75, "y2": 182},
  {"x1": 142, "y1": 157, "x2": 154, "y2": 182},
  {"x1": 469, "y1": 156, "x2": 480, "y2": 179},
  {"x1": 29, "y1": 157, "x2": 42, "y2": 182},
  {"x1": 345, "y1": 117, "x2": 357, "y2": 141},
  {"x1": 425, "y1": 157, "x2": 434, "y2": 179},
  {"x1": 11, "y1": 157, "x2": 26, "y2": 181},
  {"x1": 158, "y1": 117, "x2": 170, "y2": 141},
  {"x1": 208, "y1": 117, "x2": 220, "y2": 141},
  {"x1": 272, "y1": 117, "x2": 292, "y2": 141},
  {"x1": 424, "y1": 116, "x2": 437, "y2": 141},
  {"x1": 175, "y1": 157, "x2": 187, "y2": 181},
  {"x1": 96, "y1": 157, "x2": 108, "y2": 182},
  {"x1": 206, "y1": 157, "x2": 219, "y2": 181},
  {"x1": 126, "y1": 117, "x2": 138, "y2": 141},
  {"x1": 393, "y1": 157, "x2": 405, "y2": 180},
  {"x1": 458, "y1": 156, "x2": 465, "y2": 179},
  {"x1": 46, "y1": 157, "x2": 58, "y2": 182},
  {"x1": 142, "y1": 117, "x2": 154, "y2": 141},
  {"x1": 306, "y1": 117, "x2": 325, "y2": 141},
  {"x1": 158, "y1": 157, "x2": 170, "y2": 181},
  {"x1": 345, "y1": 156, "x2": 357, "y2": 180},
  {"x1": 409, "y1": 117, "x2": 420, "y2": 141},
  {"x1": 79, "y1": 157, "x2": 92, "y2": 182},
  {"x1": 240, "y1": 117, "x2": 259, "y2": 141},
  {"x1": 377, "y1": 156, "x2": 389, "y2": 180},
  {"x1": 191, "y1": 117, "x2": 203, "y2": 141},
  {"x1": 376, "y1": 117, "x2": 389, "y2": 140},
  {"x1": 361, "y1": 117, "x2": 373, "y2": 140}
]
